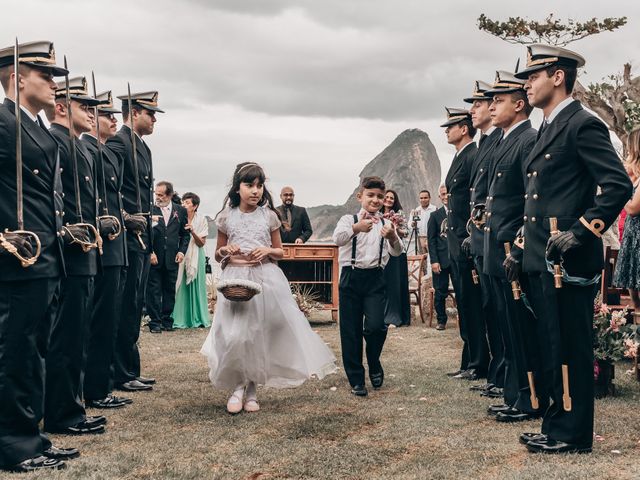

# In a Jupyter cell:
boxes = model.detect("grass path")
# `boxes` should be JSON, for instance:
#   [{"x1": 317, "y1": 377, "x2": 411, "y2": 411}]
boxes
[{"x1": 5, "y1": 317, "x2": 640, "y2": 480}]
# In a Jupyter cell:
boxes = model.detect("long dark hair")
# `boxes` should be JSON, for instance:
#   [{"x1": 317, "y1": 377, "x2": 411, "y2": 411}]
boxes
[
  {"x1": 381, "y1": 189, "x2": 403, "y2": 213},
  {"x1": 217, "y1": 162, "x2": 280, "y2": 219}
]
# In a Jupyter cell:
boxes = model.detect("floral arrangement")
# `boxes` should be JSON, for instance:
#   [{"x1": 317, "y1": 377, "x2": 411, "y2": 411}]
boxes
[
  {"x1": 382, "y1": 210, "x2": 408, "y2": 237},
  {"x1": 593, "y1": 297, "x2": 635, "y2": 362}
]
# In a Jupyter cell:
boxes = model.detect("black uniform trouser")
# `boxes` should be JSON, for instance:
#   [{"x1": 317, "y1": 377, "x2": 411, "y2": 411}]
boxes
[
  {"x1": 84, "y1": 266, "x2": 126, "y2": 401},
  {"x1": 0, "y1": 278, "x2": 59, "y2": 468},
  {"x1": 450, "y1": 255, "x2": 489, "y2": 374},
  {"x1": 500, "y1": 276, "x2": 547, "y2": 415},
  {"x1": 432, "y1": 267, "x2": 452, "y2": 326},
  {"x1": 44, "y1": 275, "x2": 94, "y2": 431},
  {"x1": 474, "y1": 255, "x2": 504, "y2": 387},
  {"x1": 146, "y1": 263, "x2": 179, "y2": 330},
  {"x1": 338, "y1": 267, "x2": 388, "y2": 387},
  {"x1": 528, "y1": 272, "x2": 594, "y2": 446},
  {"x1": 114, "y1": 249, "x2": 150, "y2": 385}
]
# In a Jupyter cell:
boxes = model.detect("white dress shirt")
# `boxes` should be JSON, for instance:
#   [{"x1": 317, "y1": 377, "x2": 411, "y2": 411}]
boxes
[
  {"x1": 161, "y1": 202, "x2": 172, "y2": 225},
  {"x1": 546, "y1": 97, "x2": 575, "y2": 124},
  {"x1": 332, "y1": 209, "x2": 402, "y2": 269},
  {"x1": 502, "y1": 119, "x2": 529, "y2": 140},
  {"x1": 414, "y1": 204, "x2": 437, "y2": 236}
]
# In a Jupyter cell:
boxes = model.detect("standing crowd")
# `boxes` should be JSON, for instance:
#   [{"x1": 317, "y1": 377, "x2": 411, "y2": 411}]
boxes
[{"x1": 0, "y1": 37, "x2": 637, "y2": 474}]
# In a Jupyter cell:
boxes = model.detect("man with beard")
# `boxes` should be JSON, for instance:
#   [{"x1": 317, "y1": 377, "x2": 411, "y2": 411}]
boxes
[
  {"x1": 108, "y1": 91, "x2": 163, "y2": 391},
  {"x1": 276, "y1": 186, "x2": 313, "y2": 244},
  {"x1": 146, "y1": 181, "x2": 189, "y2": 333}
]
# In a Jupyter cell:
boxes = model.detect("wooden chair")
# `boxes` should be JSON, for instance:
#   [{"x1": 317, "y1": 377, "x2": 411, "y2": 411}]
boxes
[
  {"x1": 407, "y1": 255, "x2": 427, "y2": 324},
  {"x1": 600, "y1": 247, "x2": 634, "y2": 312}
]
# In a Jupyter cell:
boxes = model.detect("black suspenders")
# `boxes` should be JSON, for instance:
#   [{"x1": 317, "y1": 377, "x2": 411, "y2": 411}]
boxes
[{"x1": 351, "y1": 214, "x2": 385, "y2": 269}]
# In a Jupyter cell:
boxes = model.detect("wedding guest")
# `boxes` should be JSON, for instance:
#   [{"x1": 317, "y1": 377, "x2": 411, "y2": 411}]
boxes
[
  {"x1": 172, "y1": 192, "x2": 211, "y2": 329},
  {"x1": 427, "y1": 185, "x2": 452, "y2": 330},
  {"x1": 614, "y1": 128, "x2": 640, "y2": 319},
  {"x1": 618, "y1": 162, "x2": 638, "y2": 241},
  {"x1": 146, "y1": 181, "x2": 189, "y2": 333},
  {"x1": 276, "y1": 186, "x2": 313, "y2": 244},
  {"x1": 410, "y1": 190, "x2": 437, "y2": 254},
  {"x1": 381, "y1": 189, "x2": 410, "y2": 327}
]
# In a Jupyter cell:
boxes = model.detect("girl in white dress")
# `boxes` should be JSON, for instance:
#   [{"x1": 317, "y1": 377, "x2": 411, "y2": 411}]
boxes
[{"x1": 201, "y1": 162, "x2": 337, "y2": 414}]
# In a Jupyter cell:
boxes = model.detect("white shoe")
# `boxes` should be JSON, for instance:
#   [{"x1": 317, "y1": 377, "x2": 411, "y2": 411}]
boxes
[
  {"x1": 226, "y1": 389, "x2": 244, "y2": 414},
  {"x1": 244, "y1": 398, "x2": 260, "y2": 413}
]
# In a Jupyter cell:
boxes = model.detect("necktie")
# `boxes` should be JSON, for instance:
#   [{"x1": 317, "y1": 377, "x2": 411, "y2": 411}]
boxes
[
  {"x1": 537, "y1": 120, "x2": 548, "y2": 140},
  {"x1": 286, "y1": 207, "x2": 292, "y2": 226},
  {"x1": 479, "y1": 133, "x2": 488, "y2": 147},
  {"x1": 162, "y1": 206, "x2": 170, "y2": 225}
]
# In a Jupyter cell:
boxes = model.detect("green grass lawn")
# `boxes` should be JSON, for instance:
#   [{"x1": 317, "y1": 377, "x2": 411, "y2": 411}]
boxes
[{"x1": 5, "y1": 314, "x2": 640, "y2": 480}]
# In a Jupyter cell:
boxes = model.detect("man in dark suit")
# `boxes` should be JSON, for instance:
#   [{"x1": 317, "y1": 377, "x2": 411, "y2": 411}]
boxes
[
  {"x1": 463, "y1": 80, "x2": 505, "y2": 396},
  {"x1": 277, "y1": 186, "x2": 313, "y2": 244},
  {"x1": 508, "y1": 44, "x2": 632, "y2": 454},
  {"x1": 482, "y1": 71, "x2": 545, "y2": 423},
  {"x1": 107, "y1": 91, "x2": 163, "y2": 392},
  {"x1": 0, "y1": 40, "x2": 78, "y2": 473},
  {"x1": 45, "y1": 76, "x2": 107, "y2": 436},
  {"x1": 147, "y1": 180, "x2": 189, "y2": 333},
  {"x1": 441, "y1": 107, "x2": 489, "y2": 380},
  {"x1": 427, "y1": 185, "x2": 452, "y2": 330},
  {"x1": 81, "y1": 91, "x2": 131, "y2": 409}
]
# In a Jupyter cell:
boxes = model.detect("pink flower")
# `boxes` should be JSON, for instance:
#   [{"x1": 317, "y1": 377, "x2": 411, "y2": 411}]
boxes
[
  {"x1": 600, "y1": 304, "x2": 611, "y2": 315},
  {"x1": 593, "y1": 360, "x2": 600, "y2": 380}
]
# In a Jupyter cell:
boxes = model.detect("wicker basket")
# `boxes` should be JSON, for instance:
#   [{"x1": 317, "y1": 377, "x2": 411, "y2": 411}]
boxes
[{"x1": 217, "y1": 279, "x2": 262, "y2": 302}]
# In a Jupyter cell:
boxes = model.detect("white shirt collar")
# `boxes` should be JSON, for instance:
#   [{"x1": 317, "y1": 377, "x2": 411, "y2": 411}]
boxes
[
  {"x1": 546, "y1": 97, "x2": 575, "y2": 124},
  {"x1": 483, "y1": 126, "x2": 497, "y2": 136},
  {"x1": 19, "y1": 105, "x2": 38, "y2": 123},
  {"x1": 502, "y1": 119, "x2": 528, "y2": 140},
  {"x1": 457, "y1": 140, "x2": 474, "y2": 155}
]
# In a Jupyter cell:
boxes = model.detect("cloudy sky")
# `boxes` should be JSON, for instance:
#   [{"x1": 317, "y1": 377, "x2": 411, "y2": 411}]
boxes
[{"x1": 4, "y1": 0, "x2": 639, "y2": 216}]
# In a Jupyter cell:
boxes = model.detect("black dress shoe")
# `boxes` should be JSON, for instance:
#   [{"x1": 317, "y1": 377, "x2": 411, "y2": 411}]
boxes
[
  {"x1": 117, "y1": 380, "x2": 153, "y2": 391},
  {"x1": 435, "y1": 323, "x2": 445, "y2": 331},
  {"x1": 454, "y1": 369, "x2": 480, "y2": 380},
  {"x1": 86, "y1": 396, "x2": 126, "y2": 409},
  {"x1": 487, "y1": 403, "x2": 512, "y2": 416},
  {"x1": 469, "y1": 382, "x2": 492, "y2": 391},
  {"x1": 480, "y1": 386, "x2": 504, "y2": 398},
  {"x1": 496, "y1": 408, "x2": 540, "y2": 423},
  {"x1": 8, "y1": 456, "x2": 66, "y2": 472},
  {"x1": 519, "y1": 432, "x2": 548, "y2": 445},
  {"x1": 43, "y1": 446, "x2": 80, "y2": 460},
  {"x1": 110, "y1": 394, "x2": 133, "y2": 404},
  {"x1": 161, "y1": 326, "x2": 175, "y2": 331},
  {"x1": 369, "y1": 368, "x2": 384, "y2": 390},
  {"x1": 46, "y1": 420, "x2": 105, "y2": 435},
  {"x1": 149, "y1": 326, "x2": 162, "y2": 333},
  {"x1": 350, "y1": 385, "x2": 368, "y2": 397},
  {"x1": 526, "y1": 439, "x2": 592, "y2": 454},
  {"x1": 446, "y1": 369, "x2": 463, "y2": 377},
  {"x1": 86, "y1": 415, "x2": 107, "y2": 426},
  {"x1": 136, "y1": 375, "x2": 156, "y2": 385}
]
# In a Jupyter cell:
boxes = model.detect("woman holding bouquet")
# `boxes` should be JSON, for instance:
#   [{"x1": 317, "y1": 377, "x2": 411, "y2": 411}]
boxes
[{"x1": 381, "y1": 190, "x2": 411, "y2": 326}]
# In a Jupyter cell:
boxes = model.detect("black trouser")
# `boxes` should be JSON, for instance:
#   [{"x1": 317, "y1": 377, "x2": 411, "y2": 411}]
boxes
[
  {"x1": 528, "y1": 272, "x2": 595, "y2": 446},
  {"x1": 146, "y1": 264, "x2": 179, "y2": 330},
  {"x1": 44, "y1": 275, "x2": 94, "y2": 431},
  {"x1": 474, "y1": 255, "x2": 504, "y2": 387},
  {"x1": 432, "y1": 267, "x2": 452, "y2": 326},
  {"x1": 0, "y1": 278, "x2": 59, "y2": 468},
  {"x1": 338, "y1": 267, "x2": 388, "y2": 387},
  {"x1": 450, "y1": 255, "x2": 489, "y2": 374},
  {"x1": 84, "y1": 266, "x2": 126, "y2": 401},
  {"x1": 114, "y1": 249, "x2": 150, "y2": 385}
]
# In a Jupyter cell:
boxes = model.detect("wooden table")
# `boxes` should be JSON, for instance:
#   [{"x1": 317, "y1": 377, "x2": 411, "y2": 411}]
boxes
[{"x1": 280, "y1": 243, "x2": 339, "y2": 321}]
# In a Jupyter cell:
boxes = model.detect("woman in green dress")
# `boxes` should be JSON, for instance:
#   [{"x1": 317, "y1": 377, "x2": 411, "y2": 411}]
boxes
[{"x1": 172, "y1": 192, "x2": 211, "y2": 328}]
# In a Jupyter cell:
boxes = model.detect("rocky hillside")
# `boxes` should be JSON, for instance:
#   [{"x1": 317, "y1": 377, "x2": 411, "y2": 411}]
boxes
[{"x1": 307, "y1": 129, "x2": 442, "y2": 241}]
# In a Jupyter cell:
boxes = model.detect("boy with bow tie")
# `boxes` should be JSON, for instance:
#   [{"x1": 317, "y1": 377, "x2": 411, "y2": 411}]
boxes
[{"x1": 332, "y1": 176, "x2": 402, "y2": 397}]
